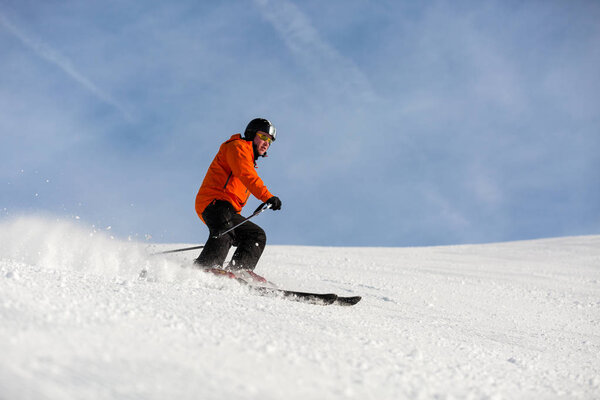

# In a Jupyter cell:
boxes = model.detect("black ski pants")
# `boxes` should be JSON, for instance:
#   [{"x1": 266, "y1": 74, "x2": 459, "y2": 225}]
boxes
[{"x1": 194, "y1": 200, "x2": 266, "y2": 271}]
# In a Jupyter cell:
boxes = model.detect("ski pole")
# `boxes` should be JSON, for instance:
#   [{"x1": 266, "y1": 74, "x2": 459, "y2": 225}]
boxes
[
  {"x1": 149, "y1": 202, "x2": 271, "y2": 255},
  {"x1": 213, "y1": 202, "x2": 271, "y2": 239},
  {"x1": 150, "y1": 245, "x2": 205, "y2": 256}
]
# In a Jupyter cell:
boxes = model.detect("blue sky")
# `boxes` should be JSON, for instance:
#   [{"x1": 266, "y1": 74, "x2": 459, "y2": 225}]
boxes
[{"x1": 1, "y1": 0, "x2": 599, "y2": 247}]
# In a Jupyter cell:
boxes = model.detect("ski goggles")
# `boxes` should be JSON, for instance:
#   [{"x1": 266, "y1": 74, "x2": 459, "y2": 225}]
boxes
[{"x1": 256, "y1": 132, "x2": 274, "y2": 144}]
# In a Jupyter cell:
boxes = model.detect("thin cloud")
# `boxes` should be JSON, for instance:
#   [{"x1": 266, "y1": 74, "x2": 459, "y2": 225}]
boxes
[
  {"x1": 253, "y1": 0, "x2": 376, "y2": 103},
  {"x1": 0, "y1": 12, "x2": 134, "y2": 122}
]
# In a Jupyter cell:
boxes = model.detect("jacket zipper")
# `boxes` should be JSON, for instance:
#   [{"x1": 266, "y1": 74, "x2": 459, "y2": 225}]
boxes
[{"x1": 223, "y1": 172, "x2": 232, "y2": 189}]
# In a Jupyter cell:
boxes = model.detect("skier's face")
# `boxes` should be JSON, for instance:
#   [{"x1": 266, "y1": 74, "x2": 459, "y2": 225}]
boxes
[{"x1": 253, "y1": 131, "x2": 272, "y2": 155}]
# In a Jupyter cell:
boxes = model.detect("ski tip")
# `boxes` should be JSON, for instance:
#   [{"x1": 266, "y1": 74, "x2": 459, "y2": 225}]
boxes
[{"x1": 335, "y1": 296, "x2": 362, "y2": 306}]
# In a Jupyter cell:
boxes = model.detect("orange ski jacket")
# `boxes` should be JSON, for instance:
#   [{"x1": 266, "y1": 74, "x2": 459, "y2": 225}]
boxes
[{"x1": 195, "y1": 134, "x2": 273, "y2": 221}]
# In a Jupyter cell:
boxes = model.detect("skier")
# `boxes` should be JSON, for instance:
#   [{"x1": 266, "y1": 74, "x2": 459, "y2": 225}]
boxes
[{"x1": 194, "y1": 118, "x2": 282, "y2": 273}]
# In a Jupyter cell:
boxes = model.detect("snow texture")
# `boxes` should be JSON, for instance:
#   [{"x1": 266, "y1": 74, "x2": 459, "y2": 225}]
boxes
[{"x1": 1, "y1": 216, "x2": 599, "y2": 399}]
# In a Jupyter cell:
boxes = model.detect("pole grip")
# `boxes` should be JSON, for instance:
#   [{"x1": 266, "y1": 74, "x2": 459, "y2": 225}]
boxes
[{"x1": 252, "y1": 201, "x2": 270, "y2": 214}]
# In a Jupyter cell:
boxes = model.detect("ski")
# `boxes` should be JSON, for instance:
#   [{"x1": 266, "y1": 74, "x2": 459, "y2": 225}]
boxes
[
  {"x1": 201, "y1": 267, "x2": 358, "y2": 306},
  {"x1": 139, "y1": 266, "x2": 362, "y2": 306},
  {"x1": 253, "y1": 287, "x2": 361, "y2": 306},
  {"x1": 202, "y1": 267, "x2": 362, "y2": 306},
  {"x1": 229, "y1": 269, "x2": 362, "y2": 306}
]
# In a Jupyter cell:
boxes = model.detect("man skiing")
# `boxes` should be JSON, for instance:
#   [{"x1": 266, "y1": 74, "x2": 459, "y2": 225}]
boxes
[{"x1": 194, "y1": 118, "x2": 281, "y2": 272}]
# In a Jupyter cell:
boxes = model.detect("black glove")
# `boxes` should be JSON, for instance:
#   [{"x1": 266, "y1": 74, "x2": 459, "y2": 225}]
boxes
[{"x1": 266, "y1": 196, "x2": 282, "y2": 211}]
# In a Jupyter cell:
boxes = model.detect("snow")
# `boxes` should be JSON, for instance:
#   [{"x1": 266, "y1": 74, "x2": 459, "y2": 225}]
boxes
[{"x1": 1, "y1": 216, "x2": 599, "y2": 399}]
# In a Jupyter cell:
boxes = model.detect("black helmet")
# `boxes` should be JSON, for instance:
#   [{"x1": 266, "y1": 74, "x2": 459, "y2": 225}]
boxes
[{"x1": 244, "y1": 118, "x2": 276, "y2": 141}]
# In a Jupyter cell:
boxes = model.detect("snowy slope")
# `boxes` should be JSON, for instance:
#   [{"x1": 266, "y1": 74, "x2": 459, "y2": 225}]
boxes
[{"x1": 1, "y1": 216, "x2": 599, "y2": 399}]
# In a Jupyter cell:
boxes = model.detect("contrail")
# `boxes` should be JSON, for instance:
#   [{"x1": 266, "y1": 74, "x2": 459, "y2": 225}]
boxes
[
  {"x1": 0, "y1": 12, "x2": 134, "y2": 122},
  {"x1": 253, "y1": 0, "x2": 377, "y2": 103}
]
